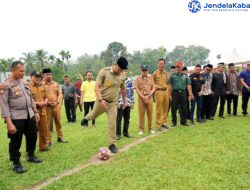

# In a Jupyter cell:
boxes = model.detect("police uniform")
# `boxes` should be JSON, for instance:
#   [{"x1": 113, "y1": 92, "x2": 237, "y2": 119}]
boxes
[
  {"x1": 29, "y1": 71, "x2": 49, "y2": 151},
  {"x1": 42, "y1": 69, "x2": 65, "y2": 143},
  {"x1": 0, "y1": 76, "x2": 42, "y2": 172},
  {"x1": 168, "y1": 72, "x2": 191, "y2": 126},
  {"x1": 152, "y1": 69, "x2": 169, "y2": 129},
  {"x1": 62, "y1": 83, "x2": 76, "y2": 122},
  {"x1": 135, "y1": 65, "x2": 155, "y2": 132},
  {"x1": 82, "y1": 57, "x2": 128, "y2": 153}
]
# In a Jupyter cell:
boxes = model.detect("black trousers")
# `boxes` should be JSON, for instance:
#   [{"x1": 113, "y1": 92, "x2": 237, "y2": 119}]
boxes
[
  {"x1": 201, "y1": 95, "x2": 212, "y2": 119},
  {"x1": 226, "y1": 94, "x2": 238, "y2": 115},
  {"x1": 242, "y1": 91, "x2": 250, "y2": 115},
  {"x1": 84, "y1": 101, "x2": 95, "y2": 125},
  {"x1": 211, "y1": 95, "x2": 226, "y2": 117},
  {"x1": 116, "y1": 106, "x2": 131, "y2": 136},
  {"x1": 171, "y1": 91, "x2": 187, "y2": 124},
  {"x1": 75, "y1": 97, "x2": 83, "y2": 112},
  {"x1": 65, "y1": 97, "x2": 76, "y2": 122},
  {"x1": 8, "y1": 117, "x2": 37, "y2": 163}
]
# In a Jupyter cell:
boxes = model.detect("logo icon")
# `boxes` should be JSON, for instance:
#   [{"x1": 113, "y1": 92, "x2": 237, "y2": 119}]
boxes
[{"x1": 188, "y1": 0, "x2": 201, "y2": 13}]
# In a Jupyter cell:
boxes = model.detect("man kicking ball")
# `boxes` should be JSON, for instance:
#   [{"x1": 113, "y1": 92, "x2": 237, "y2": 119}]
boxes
[{"x1": 81, "y1": 57, "x2": 127, "y2": 153}]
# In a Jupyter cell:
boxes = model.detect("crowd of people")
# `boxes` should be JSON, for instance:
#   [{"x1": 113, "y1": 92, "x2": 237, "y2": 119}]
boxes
[{"x1": 0, "y1": 58, "x2": 249, "y2": 174}]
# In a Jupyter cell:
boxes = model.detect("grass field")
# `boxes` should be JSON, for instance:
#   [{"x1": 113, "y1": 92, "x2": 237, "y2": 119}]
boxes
[{"x1": 0, "y1": 99, "x2": 249, "y2": 190}]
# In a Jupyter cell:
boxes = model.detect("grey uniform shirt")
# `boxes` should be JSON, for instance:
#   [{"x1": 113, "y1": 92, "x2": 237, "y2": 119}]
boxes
[
  {"x1": 0, "y1": 77, "x2": 37, "y2": 120},
  {"x1": 62, "y1": 84, "x2": 76, "y2": 98}
]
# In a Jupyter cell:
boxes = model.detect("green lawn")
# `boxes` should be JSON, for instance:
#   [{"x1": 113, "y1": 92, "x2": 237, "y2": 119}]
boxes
[{"x1": 0, "y1": 100, "x2": 249, "y2": 190}]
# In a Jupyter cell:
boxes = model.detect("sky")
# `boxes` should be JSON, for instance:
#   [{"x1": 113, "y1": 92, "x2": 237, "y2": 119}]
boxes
[{"x1": 0, "y1": 0, "x2": 250, "y2": 64}]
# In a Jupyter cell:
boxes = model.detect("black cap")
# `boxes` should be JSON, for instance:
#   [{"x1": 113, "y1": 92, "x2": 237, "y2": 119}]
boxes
[
  {"x1": 141, "y1": 64, "x2": 148, "y2": 70},
  {"x1": 170, "y1": 66, "x2": 176, "y2": 69},
  {"x1": 43, "y1": 68, "x2": 52, "y2": 74},
  {"x1": 30, "y1": 71, "x2": 42, "y2": 77},
  {"x1": 207, "y1": 64, "x2": 213, "y2": 69},
  {"x1": 117, "y1": 57, "x2": 128, "y2": 70},
  {"x1": 182, "y1": 67, "x2": 188, "y2": 71}
]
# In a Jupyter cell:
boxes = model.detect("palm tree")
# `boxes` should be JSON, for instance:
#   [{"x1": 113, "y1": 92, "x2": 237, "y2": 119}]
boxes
[
  {"x1": 48, "y1": 55, "x2": 56, "y2": 66},
  {"x1": 36, "y1": 49, "x2": 48, "y2": 71},
  {"x1": 0, "y1": 59, "x2": 10, "y2": 80},
  {"x1": 59, "y1": 50, "x2": 71, "y2": 73},
  {"x1": 21, "y1": 52, "x2": 36, "y2": 74}
]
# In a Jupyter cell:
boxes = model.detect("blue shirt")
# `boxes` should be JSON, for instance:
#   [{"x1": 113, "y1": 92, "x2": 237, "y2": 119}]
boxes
[
  {"x1": 117, "y1": 78, "x2": 134, "y2": 107},
  {"x1": 239, "y1": 69, "x2": 250, "y2": 93}
]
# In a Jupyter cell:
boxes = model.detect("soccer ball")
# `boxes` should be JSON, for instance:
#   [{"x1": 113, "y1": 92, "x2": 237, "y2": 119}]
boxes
[{"x1": 98, "y1": 147, "x2": 110, "y2": 160}]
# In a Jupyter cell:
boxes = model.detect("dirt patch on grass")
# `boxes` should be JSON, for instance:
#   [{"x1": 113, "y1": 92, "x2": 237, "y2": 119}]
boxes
[{"x1": 27, "y1": 130, "x2": 168, "y2": 190}]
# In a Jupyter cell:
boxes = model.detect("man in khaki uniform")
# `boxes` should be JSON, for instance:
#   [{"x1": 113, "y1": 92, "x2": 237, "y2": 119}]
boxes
[
  {"x1": 29, "y1": 71, "x2": 50, "y2": 151},
  {"x1": 0, "y1": 61, "x2": 42, "y2": 174},
  {"x1": 152, "y1": 58, "x2": 170, "y2": 131},
  {"x1": 82, "y1": 57, "x2": 128, "y2": 153},
  {"x1": 135, "y1": 65, "x2": 155, "y2": 135},
  {"x1": 42, "y1": 68, "x2": 67, "y2": 145}
]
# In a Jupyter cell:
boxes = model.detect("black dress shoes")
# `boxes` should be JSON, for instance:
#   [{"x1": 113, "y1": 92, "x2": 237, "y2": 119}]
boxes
[
  {"x1": 109, "y1": 144, "x2": 118, "y2": 153},
  {"x1": 57, "y1": 138, "x2": 68, "y2": 143},
  {"x1": 13, "y1": 162, "x2": 27, "y2": 174},
  {"x1": 124, "y1": 133, "x2": 132, "y2": 138},
  {"x1": 27, "y1": 156, "x2": 43, "y2": 163},
  {"x1": 161, "y1": 125, "x2": 169, "y2": 129}
]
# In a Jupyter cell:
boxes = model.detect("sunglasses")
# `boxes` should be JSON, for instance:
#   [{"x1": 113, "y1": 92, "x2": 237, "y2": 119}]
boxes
[{"x1": 142, "y1": 69, "x2": 148, "y2": 72}]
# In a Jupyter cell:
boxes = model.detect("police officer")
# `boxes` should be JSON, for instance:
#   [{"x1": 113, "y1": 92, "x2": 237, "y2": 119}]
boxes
[
  {"x1": 135, "y1": 65, "x2": 155, "y2": 135},
  {"x1": 42, "y1": 68, "x2": 67, "y2": 144},
  {"x1": 0, "y1": 61, "x2": 42, "y2": 174},
  {"x1": 81, "y1": 57, "x2": 128, "y2": 153},
  {"x1": 152, "y1": 58, "x2": 169, "y2": 131},
  {"x1": 29, "y1": 71, "x2": 49, "y2": 151},
  {"x1": 62, "y1": 76, "x2": 76, "y2": 122},
  {"x1": 168, "y1": 61, "x2": 193, "y2": 126}
]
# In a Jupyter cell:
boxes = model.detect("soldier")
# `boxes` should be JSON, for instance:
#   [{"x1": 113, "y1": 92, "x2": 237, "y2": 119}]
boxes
[
  {"x1": 152, "y1": 58, "x2": 169, "y2": 131},
  {"x1": 62, "y1": 76, "x2": 76, "y2": 122},
  {"x1": 135, "y1": 65, "x2": 155, "y2": 135},
  {"x1": 81, "y1": 57, "x2": 128, "y2": 153},
  {"x1": 0, "y1": 61, "x2": 42, "y2": 174},
  {"x1": 29, "y1": 71, "x2": 49, "y2": 151},
  {"x1": 168, "y1": 61, "x2": 192, "y2": 127},
  {"x1": 42, "y1": 68, "x2": 67, "y2": 145}
]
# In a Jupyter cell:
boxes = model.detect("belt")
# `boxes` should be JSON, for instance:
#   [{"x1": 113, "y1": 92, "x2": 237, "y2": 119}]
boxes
[
  {"x1": 103, "y1": 99, "x2": 115, "y2": 103},
  {"x1": 173, "y1": 90, "x2": 185, "y2": 92},
  {"x1": 65, "y1": 97, "x2": 74, "y2": 99},
  {"x1": 156, "y1": 88, "x2": 167, "y2": 91}
]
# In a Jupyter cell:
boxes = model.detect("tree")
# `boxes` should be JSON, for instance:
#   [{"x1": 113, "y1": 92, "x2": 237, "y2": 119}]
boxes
[
  {"x1": 0, "y1": 59, "x2": 9, "y2": 79},
  {"x1": 21, "y1": 52, "x2": 36, "y2": 74},
  {"x1": 101, "y1": 42, "x2": 128, "y2": 66},
  {"x1": 166, "y1": 45, "x2": 210, "y2": 67},
  {"x1": 59, "y1": 50, "x2": 71, "y2": 73},
  {"x1": 216, "y1": 54, "x2": 222, "y2": 63},
  {"x1": 48, "y1": 55, "x2": 56, "y2": 65},
  {"x1": 35, "y1": 49, "x2": 48, "y2": 71}
]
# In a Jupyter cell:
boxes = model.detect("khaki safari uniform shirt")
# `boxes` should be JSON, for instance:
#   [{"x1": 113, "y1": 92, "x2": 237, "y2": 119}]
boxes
[{"x1": 96, "y1": 67, "x2": 126, "y2": 102}]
